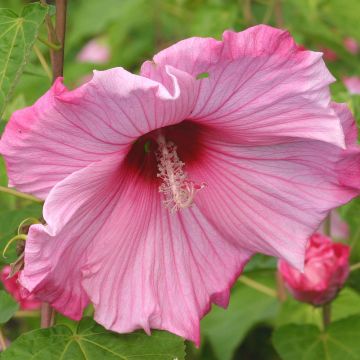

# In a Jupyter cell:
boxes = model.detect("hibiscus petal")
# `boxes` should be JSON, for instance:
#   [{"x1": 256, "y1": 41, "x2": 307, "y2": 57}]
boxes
[
  {"x1": 189, "y1": 111, "x2": 359, "y2": 270},
  {"x1": 332, "y1": 102, "x2": 358, "y2": 146},
  {"x1": 142, "y1": 25, "x2": 344, "y2": 147},
  {"x1": 21, "y1": 154, "x2": 251, "y2": 344},
  {"x1": 0, "y1": 66, "x2": 195, "y2": 199}
]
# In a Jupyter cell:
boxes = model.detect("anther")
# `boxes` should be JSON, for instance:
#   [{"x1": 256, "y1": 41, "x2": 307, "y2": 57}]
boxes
[{"x1": 156, "y1": 135, "x2": 206, "y2": 213}]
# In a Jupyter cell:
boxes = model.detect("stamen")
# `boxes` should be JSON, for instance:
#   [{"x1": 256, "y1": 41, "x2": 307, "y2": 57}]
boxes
[{"x1": 156, "y1": 135, "x2": 206, "y2": 213}]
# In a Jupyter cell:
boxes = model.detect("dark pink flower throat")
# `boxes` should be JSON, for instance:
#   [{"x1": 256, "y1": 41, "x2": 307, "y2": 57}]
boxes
[{"x1": 124, "y1": 121, "x2": 206, "y2": 212}]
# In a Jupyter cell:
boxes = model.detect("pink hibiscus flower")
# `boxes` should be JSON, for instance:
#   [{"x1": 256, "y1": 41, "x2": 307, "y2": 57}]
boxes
[
  {"x1": 76, "y1": 38, "x2": 110, "y2": 64},
  {"x1": 0, "y1": 266, "x2": 41, "y2": 311},
  {"x1": 0, "y1": 25, "x2": 359, "y2": 344},
  {"x1": 343, "y1": 37, "x2": 359, "y2": 55},
  {"x1": 343, "y1": 76, "x2": 360, "y2": 95},
  {"x1": 320, "y1": 47, "x2": 338, "y2": 62}
]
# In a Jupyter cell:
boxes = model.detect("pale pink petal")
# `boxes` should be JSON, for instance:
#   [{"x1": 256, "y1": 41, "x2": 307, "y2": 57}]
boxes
[
  {"x1": 186, "y1": 105, "x2": 359, "y2": 269},
  {"x1": 20, "y1": 154, "x2": 124, "y2": 319},
  {"x1": 21, "y1": 154, "x2": 251, "y2": 344},
  {"x1": 0, "y1": 67, "x2": 196, "y2": 199},
  {"x1": 332, "y1": 103, "x2": 360, "y2": 191},
  {"x1": 332, "y1": 102, "x2": 358, "y2": 146},
  {"x1": 142, "y1": 25, "x2": 344, "y2": 148},
  {"x1": 343, "y1": 76, "x2": 360, "y2": 95}
]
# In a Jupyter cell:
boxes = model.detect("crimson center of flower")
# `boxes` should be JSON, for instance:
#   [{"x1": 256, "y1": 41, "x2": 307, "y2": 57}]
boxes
[
  {"x1": 156, "y1": 134, "x2": 206, "y2": 213},
  {"x1": 124, "y1": 121, "x2": 207, "y2": 213}
]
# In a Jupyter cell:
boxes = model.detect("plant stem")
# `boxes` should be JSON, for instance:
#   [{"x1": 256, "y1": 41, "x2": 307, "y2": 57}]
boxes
[
  {"x1": 40, "y1": 303, "x2": 55, "y2": 328},
  {"x1": 242, "y1": 0, "x2": 254, "y2": 25},
  {"x1": 322, "y1": 302, "x2": 331, "y2": 329},
  {"x1": 39, "y1": 0, "x2": 67, "y2": 329},
  {"x1": 33, "y1": 45, "x2": 52, "y2": 81},
  {"x1": 276, "y1": 271, "x2": 287, "y2": 302},
  {"x1": 53, "y1": 0, "x2": 67, "y2": 79},
  {"x1": 239, "y1": 275, "x2": 277, "y2": 298},
  {"x1": 0, "y1": 186, "x2": 43, "y2": 203},
  {"x1": 324, "y1": 212, "x2": 331, "y2": 237},
  {"x1": 274, "y1": 0, "x2": 284, "y2": 28},
  {"x1": 0, "y1": 328, "x2": 7, "y2": 351}
]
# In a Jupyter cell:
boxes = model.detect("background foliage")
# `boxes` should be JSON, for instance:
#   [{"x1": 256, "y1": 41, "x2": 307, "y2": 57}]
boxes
[{"x1": 0, "y1": 0, "x2": 359, "y2": 359}]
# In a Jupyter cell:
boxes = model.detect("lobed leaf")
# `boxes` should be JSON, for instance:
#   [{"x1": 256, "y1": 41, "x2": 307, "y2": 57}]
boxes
[
  {"x1": 273, "y1": 315, "x2": 360, "y2": 360},
  {"x1": 1, "y1": 317, "x2": 185, "y2": 359},
  {"x1": 0, "y1": 3, "x2": 47, "y2": 116}
]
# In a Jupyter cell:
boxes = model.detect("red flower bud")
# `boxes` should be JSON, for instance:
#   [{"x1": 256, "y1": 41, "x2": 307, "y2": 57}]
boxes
[{"x1": 278, "y1": 233, "x2": 350, "y2": 306}]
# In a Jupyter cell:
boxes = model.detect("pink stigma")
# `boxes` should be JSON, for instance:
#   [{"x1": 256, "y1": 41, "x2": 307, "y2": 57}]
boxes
[{"x1": 156, "y1": 135, "x2": 206, "y2": 212}]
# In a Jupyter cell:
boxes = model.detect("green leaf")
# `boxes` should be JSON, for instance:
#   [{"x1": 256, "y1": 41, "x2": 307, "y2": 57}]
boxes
[
  {"x1": 339, "y1": 198, "x2": 360, "y2": 262},
  {"x1": 243, "y1": 254, "x2": 277, "y2": 273},
  {"x1": 0, "y1": 3, "x2": 47, "y2": 116},
  {"x1": 275, "y1": 287, "x2": 360, "y2": 329},
  {"x1": 1, "y1": 317, "x2": 185, "y2": 359},
  {"x1": 2, "y1": 93, "x2": 25, "y2": 122},
  {"x1": 0, "y1": 290, "x2": 19, "y2": 324},
  {"x1": 201, "y1": 272, "x2": 279, "y2": 360},
  {"x1": 332, "y1": 288, "x2": 360, "y2": 321},
  {"x1": 273, "y1": 315, "x2": 360, "y2": 360}
]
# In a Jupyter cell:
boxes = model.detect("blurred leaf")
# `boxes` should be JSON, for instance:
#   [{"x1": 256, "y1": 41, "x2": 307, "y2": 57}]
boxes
[
  {"x1": 275, "y1": 287, "x2": 360, "y2": 329},
  {"x1": 332, "y1": 287, "x2": 360, "y2": 321},
  {"x1": 243, "y1": 254, "x2": 277, "y2": 273},
  {"x1": 1, "y1": 317, "x2": 185, "y2": 360},
  {"x1": 347, "y1": 270, "x2": 360, "y2": 294},
  {"x1": 322, "y1": 0, "x2": 360, "y2": 43},
  {"x1": 0, "y1": 3, "x2": 47, "y2": 116},
  {"x1": 275, "y1": 298, "x2": 322, "y2": 329},
  {"x1": 201, "y1": 272, "x2": 279, "y2": 360},
  {"x1": 0, "y1": 290, "x2": 19, "y2": 324},
  {"x1": 339, "y1": 198, "x2": 360, "y2": 262},
  {"x1": 273, "y1": 315, "x2": 360, "y2": 360},
  {"x1": 2, "y1": 93, "x2": 26, "y2": 122},
  {"x1": 67, "y1": 0, "x2": 145, "y2": 46}
]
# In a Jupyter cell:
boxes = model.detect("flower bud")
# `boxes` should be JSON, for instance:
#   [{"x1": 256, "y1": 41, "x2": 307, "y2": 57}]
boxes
[{"x1": 278, "y1": 233, "x2": 350, "y2": 306}]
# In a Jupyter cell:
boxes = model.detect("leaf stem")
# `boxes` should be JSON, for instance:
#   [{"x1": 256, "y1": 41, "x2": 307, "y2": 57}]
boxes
[
  {"x1": 14, "y1": 310, "x2": 40, "y2": 318},
  {"x1": 0, "y1": 328, "x2": 7, "y2": 351},
  {"x1": 350, "y1": 262, "x2": 360, "y2": 272},
  {"x1": 33, "y1": 44, "x2": 52, "y2": 81},
  {"x1": 37, "y1": 36, "x2": 61, "y2": 51},
  {"x1": 0, "y1": 186, "x2": 43, "y2": 203},
  {"x1": 2, "y1": 234, "x2": 27, "y2": 259},
  {"x1": 239, "y1": 275, "x2": 277, "y2": 298}
]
